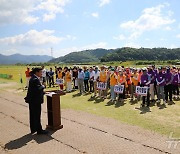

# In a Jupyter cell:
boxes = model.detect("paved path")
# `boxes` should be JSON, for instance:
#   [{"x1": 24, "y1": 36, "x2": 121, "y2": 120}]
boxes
[{"x1": 0, "y1": 90, "x2": 179, "y2": 154}]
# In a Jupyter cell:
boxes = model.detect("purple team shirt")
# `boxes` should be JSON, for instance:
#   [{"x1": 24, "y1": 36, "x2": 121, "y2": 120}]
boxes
[
  {"x1": 156, "y1": 72, "x2": 165, "y2": 86},
  {"x1": 148, "y1": 70, "x2": 155, "y2": 84},
  {"x1": 140, "y1": 74, "x2": 150, "y2": 86}
]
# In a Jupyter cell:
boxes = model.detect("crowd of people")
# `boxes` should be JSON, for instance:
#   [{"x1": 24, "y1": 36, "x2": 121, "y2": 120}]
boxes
[{"x1": 25, "y1": 65, "x2": 180, "y2": 108}]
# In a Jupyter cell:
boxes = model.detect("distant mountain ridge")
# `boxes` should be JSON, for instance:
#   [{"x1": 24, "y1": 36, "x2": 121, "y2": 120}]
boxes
[
  {"x1": 49, "y1": 48, "x2": 113, "y2": 63},
  {"x1": 49, "y1": 47, "x2": 180, "y2": 63},
  {"x1": 0, "y1": 53, "x2": 53, "y2": 64}
]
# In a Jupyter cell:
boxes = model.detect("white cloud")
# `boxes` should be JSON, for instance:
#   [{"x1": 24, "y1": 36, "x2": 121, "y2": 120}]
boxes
[
  {"x1": 43, "y1": 13, "x2": 56, "y2": 22},
  {"x1": 55, "y1": 42, "x2": 108, "y2": 57},
  {"x1": 160, "y1": 38, "x2": 166, "y2": 41},
  {"x1": 113, "y1": 34, "x2": 126, "y2": 41},
  {"x1": 0, "y1": 30, "x2": 75, "y2": 46},
  {"x1": 0, "y1": 0, "x2": 39, "y2": 25},
  {"x1": 124, "y1": 42, "x2": 141, "y2": 48},
  {"x1": 91, "y1": 12, "x2": 99, "y2": 18},
  {"x1": 176, "y1": 34, "x2": 180, "y2": 38},
  {"x1": 120, "y1": 3, "x2": 175, "y2": 39},
  {"x1": 0, "y1": 0, "x2": 70, "y2": 25},
  {"x1": 36, "y1": 0, "x2": 70, "y2": 22},
  {"x1": 164, "y1": 26, "x2": 172, "y2": 31},
  {"x1": 99, "y1": 0, "x2": 111, "y2": 7}
]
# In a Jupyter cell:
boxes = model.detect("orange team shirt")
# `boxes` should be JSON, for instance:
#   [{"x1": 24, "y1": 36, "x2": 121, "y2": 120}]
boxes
[
  {"x1": 117, "y1": 75, "x2": 126, "y2": 84},
  {"x1": 65, "y1": 72, "x2": 71, "y2": 82},
  {"x1": 126, "y1": 73, "x2": 132, "y2": 85},
  {"x1": 100, "y1": 72, "x2": 107, "y2": 82},
  {"x1": 25, "y1": 70, "x2": 30, "y2": 77},
  {"x1": 131, "y1": 73, "x2": 139, "y2": 86},
  {"x1": 138, "y1": 72, "x2": 142, "y2": 82},
  {"x1": 110, "y1": 73, "x2": 117, "y2": 86},
  {"x1": 58, "y1": 71, "x2": 63, "y2": 79}
]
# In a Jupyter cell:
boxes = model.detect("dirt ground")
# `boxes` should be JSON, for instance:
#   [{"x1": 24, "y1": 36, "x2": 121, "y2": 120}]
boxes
[{"x1": 0, "y1": 82, "x2": 179, "y2": 154}]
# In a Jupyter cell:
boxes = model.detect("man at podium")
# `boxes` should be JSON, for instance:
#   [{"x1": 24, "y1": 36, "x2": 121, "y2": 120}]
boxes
[{"x1": 25, "y1": 67, "x2": 48, "y2": 135}]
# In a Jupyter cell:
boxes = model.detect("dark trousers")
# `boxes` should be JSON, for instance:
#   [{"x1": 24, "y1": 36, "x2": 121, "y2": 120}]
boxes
[
  {"x1": 89, "y1": 80, "x2": 94, "y2": 92},
  {"x1": 118, "y1": 84, "x2": 125, "y2": 99},
  {"x1": 29, "y1": 103, "x2": 42, "y2": 133},
  {"x1": 141, "y1": 85, "x2": 150, "y2": 106},
  {"x1": 84, "y1": 80, "x2": 89, "y2": 91},
  {"x1": 172, "y1": 85, "x2": 179, "y2": 95},
  {"x1": 49, "y1": 76, "x2": 54, "y2": 87},
  {"x1": 46, "y1": 76, "x2": 49, "y2": 85},
  {"x1": 154, "y1": 81, "x2": 157, "y2": 96},
  {"x1": 164, "y1": 84, "x2": 172, "y2": 101},
  {"x1": 142, "y1": 91, "x2": 150, "y2": 106}
]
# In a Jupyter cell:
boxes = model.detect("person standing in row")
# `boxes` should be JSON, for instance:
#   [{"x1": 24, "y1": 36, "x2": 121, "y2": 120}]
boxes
[
  {"x1": 84, "y1": 67, "x2": 90, "y2": 92},
  {"x1": 117, "y1": 70, "x2": 126, "y2": 101},
  {"x1": 48, "y1": 68, "x2": 54, "y2": 87},
  {"x1": 42, "y1": 66, "x2": 47, "y2": 87},
  {"x1": 93, "y1": 67, "x2": 100, "y2": 97},
  {"x1": 25, "y1": 67, "x2": 48, "y2": 135},
  {"x1": 78, "y1": 67, "x2": 85, "y2": 94},
  {"x1": 99, "y1": 66, "x2": 107, "y2": 99},
  {"x1": 172, "y1": 69, "x2": 179, "y2": 99},
  {"x1": 58, "y1": 67, "x2": 65, "y2": 91},
  {"x1": 25, "y1": 67, "x2": 31, "y2": 89},
  {"x1": 147, "y1": 66, "x2": 155, "y2": 102},
  {"x1": 109, "y1": 68, "x2": 117, "y2": 101},
  {"x1": 72, "y1": 67, "x2": 78, "y2": 89},
  {"x1": 164, "y1": 67, "x2": 173, "y2": 102},
  {"x1": 140, "y1": 68, "x2": 150, "y2": 107},
  {"x1": 89, "y1": 67, "x2": 95, "y2": 93},
  {"x1": 125, "y1": 68, "x2": 132, "y2": 97},
  {"x1": 65, "y1": 69, "x2": 72, "y2": 92},
  {"x1": 131, "y1": 68, "x2": 138, "y2": 101},
  {"x1": 156, "y1": 67, "x2": 166, "y2": 105}
]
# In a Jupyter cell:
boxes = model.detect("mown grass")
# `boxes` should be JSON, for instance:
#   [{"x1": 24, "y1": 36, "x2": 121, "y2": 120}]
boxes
[
  {"x1": 61, "y1": 90, "x2": 180, "y2": 138},
  {"x1": 0, "y1": 65, "x2": 180, "y2": 138}
]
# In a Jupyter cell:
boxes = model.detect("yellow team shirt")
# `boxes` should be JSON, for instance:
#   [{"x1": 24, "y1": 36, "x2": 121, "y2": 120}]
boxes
[
  {"x1": 110, "y1": 73, "x2": 117, "y2": 86},
  {"x1": 100, "y1": 72, "x2": 107, "y2": 82},
  {"x1": 58, "y1": 71, "x2": 63, "y2": 79},
  {"x1": 65, "y1": 72, "x2": 71, "y2": 82},
  {"x1": 131, "y1": 73, "x2": 139, "y2": 86}
]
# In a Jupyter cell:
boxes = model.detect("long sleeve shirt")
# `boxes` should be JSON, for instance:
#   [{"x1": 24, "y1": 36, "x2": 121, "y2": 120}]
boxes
[{"x1": 78, "y1": 71, "x2": 85, "y2": 79}]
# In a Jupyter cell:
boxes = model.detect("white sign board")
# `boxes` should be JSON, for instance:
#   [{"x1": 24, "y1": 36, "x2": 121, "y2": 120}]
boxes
[
  {"x1": 97, "y1": 82, "x2": 107, "y2": 90},
  {"x1": 135, "y1": 86, "x2": 148, "y2": 96},
  {"x1": 56, "y1": 79, "x2": 64, "y2": 85},
  {"x1": 114, "y1": 85, "x2": 124, "y2": 94}
]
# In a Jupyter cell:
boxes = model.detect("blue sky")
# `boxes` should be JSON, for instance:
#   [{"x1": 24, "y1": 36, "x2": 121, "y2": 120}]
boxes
[{"x1": 0, "y1": 0, "x2": 180, "y2": 57}]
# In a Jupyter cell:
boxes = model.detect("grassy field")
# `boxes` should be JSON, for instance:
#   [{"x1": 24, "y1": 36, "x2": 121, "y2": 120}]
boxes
[{"x1": 0, "y1": 65, "x2": 180, "y2": 138}]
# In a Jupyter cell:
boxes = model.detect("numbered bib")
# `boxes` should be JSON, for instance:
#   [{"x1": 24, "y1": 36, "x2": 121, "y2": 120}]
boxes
[
  {"x1": 135, "y1": 86, "x2": 148, "y2": 96},
  {"x1": 114, "y1": 85, "x2": 124, "y2": 94},
  {"x1": 97, "y1": 82, "x2": 107, "y2": 90},
  {"x1": 56, "y1": 79, "x2": 64, "y2": 85}
]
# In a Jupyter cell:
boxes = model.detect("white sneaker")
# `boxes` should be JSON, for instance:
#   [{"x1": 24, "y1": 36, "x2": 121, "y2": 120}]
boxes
[{"x1": 163, "y1": 101, "x2": 166, "y2": 105}]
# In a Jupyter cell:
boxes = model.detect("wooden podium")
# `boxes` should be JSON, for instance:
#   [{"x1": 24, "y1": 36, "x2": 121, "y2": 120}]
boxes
[{"x1": 45, "y1": 90, "x2": 65, "y2": 130}]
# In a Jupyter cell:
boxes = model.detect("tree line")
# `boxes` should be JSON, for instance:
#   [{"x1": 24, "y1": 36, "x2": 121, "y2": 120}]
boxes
[{"x1": 100, "y1": 47, "x2": 180, "y2": 62}]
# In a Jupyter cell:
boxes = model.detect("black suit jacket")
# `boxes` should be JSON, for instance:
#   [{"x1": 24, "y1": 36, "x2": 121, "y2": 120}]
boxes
[{"x1": 25, "y1": 75, "x2": 45, "y2": 104}]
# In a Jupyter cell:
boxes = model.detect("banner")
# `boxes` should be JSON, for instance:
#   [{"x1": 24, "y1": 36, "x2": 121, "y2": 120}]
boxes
[
  {"x1": 97, "y1": 82, "x2": 107, "y2": 90},
  {"x1": 136, "y1": 86, "x2": 148, "y2": 96},
  {"x1": 56, "y1": 79, "x2": 64, "y2": 85},
  {"x1": 114, "y1": 85, "x2": 124, "y2": 94}
]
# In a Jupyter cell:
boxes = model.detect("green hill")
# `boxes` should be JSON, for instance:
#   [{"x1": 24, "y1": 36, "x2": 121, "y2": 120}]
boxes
[
  {"x1": 49, "y1": 48, "x2": 113, "y2": 63},
  {"x1": 49, "y1": 47, "x2": 180, "y2": 64}
]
